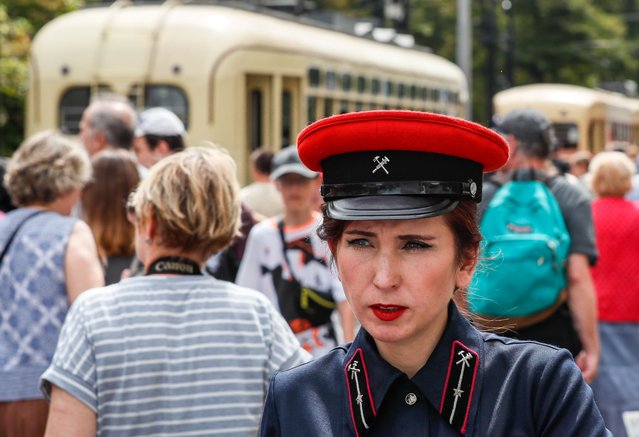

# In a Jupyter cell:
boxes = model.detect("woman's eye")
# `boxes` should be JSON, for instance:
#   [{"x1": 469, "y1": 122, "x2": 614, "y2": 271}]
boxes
[
  {"x1": 346, "y1": 238, "x2": 370, "y2": 248},
  {"x1": 403, "y1": 240, "x2": 430, "y2": 250}
]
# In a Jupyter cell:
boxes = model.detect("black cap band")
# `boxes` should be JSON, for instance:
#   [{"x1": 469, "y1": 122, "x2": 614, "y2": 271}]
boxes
[{"x1": 321, "y1": 150, "x2": 483, "y2": 202}]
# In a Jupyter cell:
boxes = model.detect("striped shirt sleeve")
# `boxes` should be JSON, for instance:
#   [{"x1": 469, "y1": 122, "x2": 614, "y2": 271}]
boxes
[
  {"x1": 261, "y1": 295, "x2": 311, "y2": 381},
  {"x1": 40, "y1": 297, "x2": 98, "y2": 412}
]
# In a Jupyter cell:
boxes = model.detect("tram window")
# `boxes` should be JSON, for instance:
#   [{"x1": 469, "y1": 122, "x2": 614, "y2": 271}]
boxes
[
  {"x1": 340, "y1": 100, "x2": 349, "y2": 114},
  {"x1": 371, "y1": 78, "x2": 381, "y2": 95},
  {"x1": 553, "y1": 123, "x2": 579, "y2": 149},
  {"x1": 144, "y1": 85, "x2": 189, "y2": 128},
  {"x1": 308, "y1": 96, "x2": 318, "y2": 123},
  {"x1": 59, "y1": 86, "x2": 91, "y2": 135},
  {"x1": 342, "y1": 74, "x2": 352, "y2": 92},
  {"x1": 355, "y1": 101, "x2": 364, "y2": 111},
  {"x1": 308, "y1": 68, "x2": 321, "y2": 87},
  {"x1": 410, "y1": 85, "x2": 417, "y2": 100},
  {"x1": 356, "y1": 76, "x2": 366, "y2": 94},
  {"x1": 382, "y1": 80, "x2": 394, "y2": 97},
  {"x1": 441, "y1": 90, "x2": 448, "y2": 104},
  {"x1": 249, "y1": 90, "x2": 263, "y2": 150},
  {"x1": 398, "y1": 84, "x2": 406, "y2": 99},
  {"x1": 282, "y1": 90, "x2": 292, "y2": 147},
  {"x1": 324, "y1": 97, "x2": 334, "y2": 117},
  {"x1": 420, "y1": 87, "x2": 428, "y2": 101},
  {"x1": 127, "y1": 84, "x2": 143, "y2": 109},
  {"x1": 432, "y1": 89, "x2": 440, "y2": 102},
  {"x1": 326, "y1": 71, "x2": 338, "y2": 90}
]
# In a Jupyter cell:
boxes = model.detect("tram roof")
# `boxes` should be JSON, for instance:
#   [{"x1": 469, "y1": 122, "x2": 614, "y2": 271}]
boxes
[
  {"x1": 494, "y1": 83, "x2": 639, "y2": 119},
  {"x1": 32, "y1": 2, "x2": 465, "y2": 86}
]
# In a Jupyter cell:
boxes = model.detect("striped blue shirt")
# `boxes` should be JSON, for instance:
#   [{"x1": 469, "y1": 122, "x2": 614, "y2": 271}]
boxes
[{"x1": 41, "y1": 275, "x2": 310, "y2": 436}]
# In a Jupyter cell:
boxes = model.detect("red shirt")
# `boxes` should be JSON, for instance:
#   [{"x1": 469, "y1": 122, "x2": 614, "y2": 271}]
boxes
[{"x1": 590, "y1": 197, "x2": 639, "y2": 322}]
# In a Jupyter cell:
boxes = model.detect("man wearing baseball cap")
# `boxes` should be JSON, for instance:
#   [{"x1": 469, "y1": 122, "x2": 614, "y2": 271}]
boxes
[
  {"x1": 476, "y1": 108, "x2": 600, "y2": 384},
  {"x1": 236, "y1": 145, "x2": 355, "y2": 357},
  {"x1": 133, "y1": 107, "x2": 186, "y2": 168}
]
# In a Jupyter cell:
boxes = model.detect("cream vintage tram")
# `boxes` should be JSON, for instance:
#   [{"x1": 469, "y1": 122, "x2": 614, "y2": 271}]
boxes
[
  {"x1": 493, "y1": 83, "x2": 639, "y2": 154},
  {"x1": 27, "y1": 0, "x2": 468, "y2": 182}
]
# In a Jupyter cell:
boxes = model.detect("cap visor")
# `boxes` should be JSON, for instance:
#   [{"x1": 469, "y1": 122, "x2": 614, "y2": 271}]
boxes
[
  {"x1": 270, "y1": 164, "x2": 318, "y2": 180},
  {"x1": 327, "y1": 195, "x2": 459, "y2": 220}
]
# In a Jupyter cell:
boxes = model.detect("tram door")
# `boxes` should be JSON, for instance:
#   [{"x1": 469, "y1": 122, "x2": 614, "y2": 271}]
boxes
[{"x1": 246, "y1": 74, "x2": 302, "y2": 154}]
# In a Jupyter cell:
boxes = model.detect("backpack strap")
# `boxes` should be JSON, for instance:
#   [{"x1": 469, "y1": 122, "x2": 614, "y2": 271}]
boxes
[{"x1": 277, "y1": 218, "x2": 301, "y2": 285}]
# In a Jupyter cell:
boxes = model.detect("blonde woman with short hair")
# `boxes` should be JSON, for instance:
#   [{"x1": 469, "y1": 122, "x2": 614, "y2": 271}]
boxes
[
  {"x1": 588, "y1": 151, "x2": 639, "y2": 436},
  {"x1": 42, "y1": 147, "x2": 310, "y2": 436},
  {"x1": 0, "y1": 131, "x2": 104, "y2": 437}
]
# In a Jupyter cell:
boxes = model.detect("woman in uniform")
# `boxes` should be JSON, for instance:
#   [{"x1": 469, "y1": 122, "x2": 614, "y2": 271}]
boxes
[{"x1": 259, "y1": 110, "x2": 610, "y2": 436}]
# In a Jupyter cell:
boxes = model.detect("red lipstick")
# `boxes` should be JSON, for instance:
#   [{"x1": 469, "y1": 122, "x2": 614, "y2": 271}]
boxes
[{"x1": 370, "y1": 304, "x2": 407, "y2": 321}]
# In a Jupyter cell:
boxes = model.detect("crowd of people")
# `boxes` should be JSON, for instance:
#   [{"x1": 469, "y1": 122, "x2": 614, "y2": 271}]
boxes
[{"x1": 0, "y1": 95, "x2": 637, "y2": 436}]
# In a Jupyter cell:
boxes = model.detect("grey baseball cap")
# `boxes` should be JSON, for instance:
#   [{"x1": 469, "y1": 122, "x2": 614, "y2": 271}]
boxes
[{"x1": 270, "y1": 145, "x2": 318, "y2": 180}]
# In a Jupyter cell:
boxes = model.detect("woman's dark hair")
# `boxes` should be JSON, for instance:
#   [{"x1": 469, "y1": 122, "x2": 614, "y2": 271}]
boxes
[
  {"x1": 82, "y1": 149, "x2": 140, "y2": 258},
  {"x1": 317, "y1": 199, "x2": 481, "y2": 267}
]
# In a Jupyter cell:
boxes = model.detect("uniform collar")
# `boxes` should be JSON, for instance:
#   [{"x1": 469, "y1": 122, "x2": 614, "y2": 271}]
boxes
[{"x1": 343, "y1": 302, "x2": 484, "y2": 435}]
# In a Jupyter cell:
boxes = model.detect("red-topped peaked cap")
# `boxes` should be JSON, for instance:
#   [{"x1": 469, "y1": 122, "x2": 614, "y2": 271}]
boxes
[{"x1": 297, "y1": 110, "x2": 509, "y2": 220}]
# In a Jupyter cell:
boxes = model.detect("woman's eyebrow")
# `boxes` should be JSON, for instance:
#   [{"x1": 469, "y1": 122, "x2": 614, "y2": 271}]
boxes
[
  {"x1": 344, "y1": 230, "x2": 437, "y2": 241},
  {"x1": 398, "y1": 234, "x2": 436, "y2": 241},
  {"x1": 343, "y1": 229, "x2": 375, "y2": 237}
]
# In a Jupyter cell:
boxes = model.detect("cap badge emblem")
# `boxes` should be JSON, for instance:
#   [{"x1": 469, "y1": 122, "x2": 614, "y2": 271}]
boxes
[{"x1": 372, "y1": 156, "x2": 390, "y2": 174}]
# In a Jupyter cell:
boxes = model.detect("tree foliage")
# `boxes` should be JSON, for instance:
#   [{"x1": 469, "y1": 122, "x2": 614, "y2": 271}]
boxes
[
  {"x1": 0, "y1": 4, "x2": 31, "y2": 154},
  {"x1": 410, "y1": 0, "x2": 638, "y2": 123},
  {"x1": 314, "y1": 0, "x2": 638, "y2": 123},
  {"x1": 0, "y1": 0, "x2": 80, "y2": 154}
]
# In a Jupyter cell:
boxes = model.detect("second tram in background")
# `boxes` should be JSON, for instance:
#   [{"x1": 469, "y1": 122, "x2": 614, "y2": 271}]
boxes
[
  {"x1": 493, "y1": 83, "x2": 639, "y2": 155},
  {"x1": 27, "y1": 0, "x2": 468, "y2": 182}
]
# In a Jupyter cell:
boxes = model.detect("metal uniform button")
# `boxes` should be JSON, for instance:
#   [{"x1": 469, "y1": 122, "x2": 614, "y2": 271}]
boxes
[{"x1": 405, "y1": 393, "x2": 417, "y2": 406}]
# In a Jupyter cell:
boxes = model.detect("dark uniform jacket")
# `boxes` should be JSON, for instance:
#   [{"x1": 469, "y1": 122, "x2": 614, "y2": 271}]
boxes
[{"x1": 260, "y1": 303, "x2": 610, "y2": 436}]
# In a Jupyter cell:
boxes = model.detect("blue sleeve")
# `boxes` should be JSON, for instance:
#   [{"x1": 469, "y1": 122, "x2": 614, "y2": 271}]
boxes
[
  {"x1": 536, "y1": 349, "x2": 611, "y2": 436},
  {"x1": 260, "y1": 375, "x2": 281, "y2": 437}
]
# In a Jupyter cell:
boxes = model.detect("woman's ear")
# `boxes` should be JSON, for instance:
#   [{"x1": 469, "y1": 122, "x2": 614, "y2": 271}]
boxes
[
  {"x1": 455, "y1": 248, "x2": 478, "y2": 289},
  {"x1": 139, "y1": 209, "x2": 158, "y2": 243},
  {"x1": 147, "y1": 213, "x2": 158, "y2": 240}
]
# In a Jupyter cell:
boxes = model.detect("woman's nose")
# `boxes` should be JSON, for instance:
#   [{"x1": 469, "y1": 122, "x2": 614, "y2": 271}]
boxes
[{"x1": 372, "y1": 253, "x2": 400, "y2": 290}]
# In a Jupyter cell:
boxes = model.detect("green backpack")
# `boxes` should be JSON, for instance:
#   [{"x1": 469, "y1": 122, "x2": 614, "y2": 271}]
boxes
[{"x1": 469, "y1": 179, "x2": 570, "y2": 317}]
